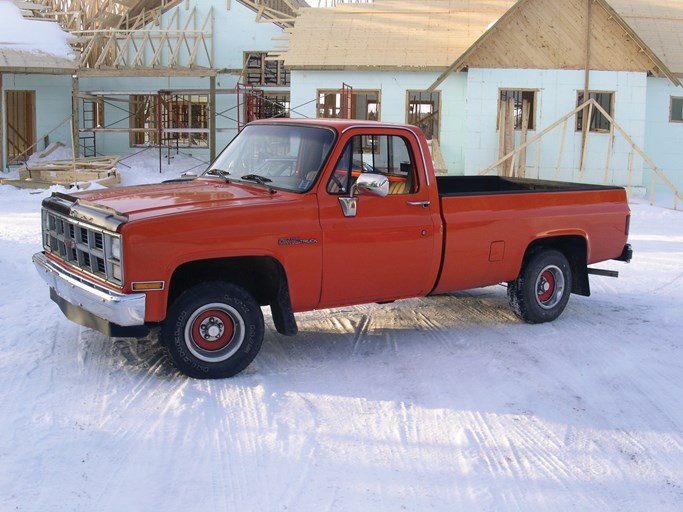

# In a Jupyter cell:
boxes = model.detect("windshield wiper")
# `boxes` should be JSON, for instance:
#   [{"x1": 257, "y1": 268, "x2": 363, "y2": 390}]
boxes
[
  {"x1": 204, "y1": 169, "x2": 231, "y2": 182},
  {"x1": 241, "y1": 174, "x2": 272, "y2": 184}
]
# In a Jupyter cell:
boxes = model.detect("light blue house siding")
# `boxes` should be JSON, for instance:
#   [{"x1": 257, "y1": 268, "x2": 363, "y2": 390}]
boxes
[
  {"x1": 289, "y1": 69, "x2": 468, "y2": 173},
  {"x1": 644, "y1": 77, "x2": 683, "y2": 197},
  {"x1": 465, "y1": 68, "x2": 648, "y2": 187}
]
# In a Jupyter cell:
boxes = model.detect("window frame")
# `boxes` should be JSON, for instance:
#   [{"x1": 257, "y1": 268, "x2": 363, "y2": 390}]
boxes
[
  {"x1": 497, "y1": 89, "x2": 538, "y2": 131},
  {"x1": 406, "y1": 90, "x2": 441, "y2": 140},
  {"x1": 670, "y1": 96, "x2": 683, "y2": 123},
  {"x1": 246, "y1": 92, "x2": 291, "y2": 122},
  {"x1": 576, "y1": 90, "x2": 614, "y2": 133},
  {"x1": 243, "y1": 52, "x2": 289, "y2": 87},
  {"x1": 326, "y1": 134, "x2": 417, "y2": 196},
  {"x1": 316, "y1": 89, "x2": 381, "y2": 121},
  {"x1": 128, "y1": 93, "x2": 209, "y2": 148}
]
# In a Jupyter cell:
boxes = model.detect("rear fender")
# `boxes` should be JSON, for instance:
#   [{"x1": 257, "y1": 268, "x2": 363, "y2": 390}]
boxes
[{"x1": 523, "y1": 236, "x2": 590, "y2": 297}]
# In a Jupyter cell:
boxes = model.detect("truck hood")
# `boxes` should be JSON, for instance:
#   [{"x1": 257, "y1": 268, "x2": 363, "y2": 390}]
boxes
[{"x1": 69, "y1": 178, "x2": 289, "y2": 222}]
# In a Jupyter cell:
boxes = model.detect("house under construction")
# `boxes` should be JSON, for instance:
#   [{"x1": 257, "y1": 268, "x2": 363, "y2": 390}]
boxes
[
  {"x1": 1, "y1": 0, "x2": 682, "y2": 205},
  {"x1": 1, "y1": 0, "x2": 308, "y2": 171}
]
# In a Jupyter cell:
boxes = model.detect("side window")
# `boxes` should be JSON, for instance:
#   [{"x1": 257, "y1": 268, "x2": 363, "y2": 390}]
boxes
[
  {"x1": 326, "y1": 137, "x2": 357, "y2": 194},
  {"x1": 327, "y1": 135, "x2": 416, "y2": 195}
]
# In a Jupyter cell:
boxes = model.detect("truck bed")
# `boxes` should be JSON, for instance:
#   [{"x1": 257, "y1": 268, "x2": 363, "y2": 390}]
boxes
[
  {"x1": 436, "y1": 175, "x2": 623, "y2": 196},
  {"x1": 431, "y1": 176, "x2": 630, "y2": 295}
]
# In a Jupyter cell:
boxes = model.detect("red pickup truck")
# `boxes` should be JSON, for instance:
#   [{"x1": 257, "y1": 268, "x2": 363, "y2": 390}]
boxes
[{"x1": 34, "y1": 119, "x2": 632, "y2": 378}]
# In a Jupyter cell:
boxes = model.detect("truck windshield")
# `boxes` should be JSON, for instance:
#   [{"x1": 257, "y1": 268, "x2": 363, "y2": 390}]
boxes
[{"x1": 204, "y1": 124, "x2": 336, "y2": 193}]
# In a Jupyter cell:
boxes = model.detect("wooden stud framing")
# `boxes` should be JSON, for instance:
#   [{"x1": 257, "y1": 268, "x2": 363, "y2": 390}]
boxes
[{"x1": 482, "y1": 98, "x2": 683, "y2": 210}]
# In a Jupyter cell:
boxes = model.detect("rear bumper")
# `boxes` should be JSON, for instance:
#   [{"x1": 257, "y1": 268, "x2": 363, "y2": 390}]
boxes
[
  {"x1": 614, "y1": 243, "x2": 633, "y2": 263},
  {"x1": 33, "y1": 252, "x2": 148, "y2": 336}
]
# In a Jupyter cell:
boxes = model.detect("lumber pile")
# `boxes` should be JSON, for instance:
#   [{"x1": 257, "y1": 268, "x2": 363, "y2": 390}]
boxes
[{"x1": 1, "y1": 156, "x2": 120, "y2": 189}]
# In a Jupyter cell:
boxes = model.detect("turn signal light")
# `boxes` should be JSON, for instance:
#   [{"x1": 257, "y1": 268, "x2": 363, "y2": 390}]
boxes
[{"x1": 132, "y1": 281, "x2": 165, "y2": 291}]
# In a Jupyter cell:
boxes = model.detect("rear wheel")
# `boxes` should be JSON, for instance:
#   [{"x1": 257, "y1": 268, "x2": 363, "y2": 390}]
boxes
[
  {"x1": 161, "y1": 282, "x2": 264, "y2": 378},
  {"x1": 508, "y1": 249, "x2": 572, "y2": 324}
]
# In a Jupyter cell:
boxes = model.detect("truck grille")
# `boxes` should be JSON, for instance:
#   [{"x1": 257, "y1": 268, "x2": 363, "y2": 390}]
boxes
[{"x1": 42, "y1": 209, "x2": 122, "y2": 286}]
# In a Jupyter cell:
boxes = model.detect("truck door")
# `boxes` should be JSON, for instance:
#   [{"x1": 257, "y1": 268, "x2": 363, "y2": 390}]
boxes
[{"x1": 318, "y1": 130, "x2": 439, "y2": 307}]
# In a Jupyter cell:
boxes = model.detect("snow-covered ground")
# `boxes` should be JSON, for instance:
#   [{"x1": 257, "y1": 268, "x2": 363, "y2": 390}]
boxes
[{"x1": 1, "y1": 153, "x2": 682, "y2": 511}]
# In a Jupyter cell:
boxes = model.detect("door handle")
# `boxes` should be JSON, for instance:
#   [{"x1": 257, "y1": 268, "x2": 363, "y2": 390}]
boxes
[{"x1": 406, "y1": 201, "x2": 430, "y2": 208}]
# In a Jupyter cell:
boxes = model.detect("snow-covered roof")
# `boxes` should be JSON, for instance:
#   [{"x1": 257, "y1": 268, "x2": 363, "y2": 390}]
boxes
[{"x1": 0, "y1": 1, "x2": 76, "y2": 73}]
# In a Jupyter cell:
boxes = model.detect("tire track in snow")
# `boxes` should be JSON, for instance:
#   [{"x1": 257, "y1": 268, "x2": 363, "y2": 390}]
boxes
[
  {"x1": 351, "y1": 314, "x2": 371, "y2": 356},
  {"x1": 459, "y1": 410, "x2": 608, "y2": 510}
]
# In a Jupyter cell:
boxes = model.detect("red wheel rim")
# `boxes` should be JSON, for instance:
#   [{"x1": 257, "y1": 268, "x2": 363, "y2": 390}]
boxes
[
  {"x1": 537, "y1": 270, "x2": 555, "y2": 303},
  {"x1": 190, "y1": 309, "x2": 235, "y2": 351}
]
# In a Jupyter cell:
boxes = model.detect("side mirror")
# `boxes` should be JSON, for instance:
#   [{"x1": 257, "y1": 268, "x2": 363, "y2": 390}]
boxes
[
  {"x1": 338, "y1": 173, "x2": 389, "y2": 218},
  {"x1": 355, "y1": 173, "x2": 389, "y2": 197}
]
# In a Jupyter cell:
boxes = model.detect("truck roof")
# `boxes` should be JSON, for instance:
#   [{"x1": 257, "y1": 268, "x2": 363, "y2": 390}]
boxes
[{"x1": 248, "y1": 117, "x2": 421, "y2": 132}]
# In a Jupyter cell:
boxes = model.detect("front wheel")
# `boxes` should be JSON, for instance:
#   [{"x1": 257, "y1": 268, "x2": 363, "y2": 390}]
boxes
[
  {"x1": 508, "y1": 248, "x2": 572, "y2": 324},
  {"x1": 161, "y1": 282, "x2": 264, "y2": 378}
]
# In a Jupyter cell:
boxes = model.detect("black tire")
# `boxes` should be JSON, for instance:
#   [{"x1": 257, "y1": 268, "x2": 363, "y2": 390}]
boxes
[
  {"x1": 508, "y1": 248, "x2": 572, "y2": 324},
  {"x1": 161, "y1": 282, "x2": 264, "y2": 379}
]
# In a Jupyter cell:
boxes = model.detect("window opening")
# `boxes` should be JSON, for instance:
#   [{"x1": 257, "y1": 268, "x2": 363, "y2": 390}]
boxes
[
  {"x1": 498, "y1": 90, "x2": 536, "y2": 131},
  {"x1": 129, "y1": 93, "x2": 209, "y2": 147},
  {"x1": 317, "y1": 90, "x2": 380, "y2": 120},
  {"x1": 577, "y1": 91, "x2": 613, "y2": 132},
  {"x1": 247, "y1": 92, "x2": 290, "y2": 122},
  {"x1": 407, "y1": 91, "x2": 440, "y2": 140},
  {"x1": 243, "y1": 52, "x2": 289, "y2": 86},
  {"x1": 5, "y1": 90, "x2": 36, "y2": 164},
  {"x1": 670, "y1": 97, "x2": 683, "y2": 123}
]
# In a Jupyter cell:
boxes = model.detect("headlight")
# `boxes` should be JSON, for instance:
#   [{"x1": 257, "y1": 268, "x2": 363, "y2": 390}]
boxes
[{"x1": 110, "y1": 236, "x2": 121, "y2": 260}]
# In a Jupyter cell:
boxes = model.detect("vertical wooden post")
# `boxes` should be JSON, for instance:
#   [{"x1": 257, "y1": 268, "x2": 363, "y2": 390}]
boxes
[
  {"x1": 627, "y1": 145, "x2": 635, "y2": 196},
  {"x1": 158, "y1": 91, "x2": 163, "y2": 173},
  {"x1": 580, "y1": 102, "x2": 593, "y2": 182},
  {"x1": 533, "y1": 139, "x2": 542, "y2": 179},
  {"x1": 581, "y1": 0, "x2": 593, "y2": 163},
  {"x1": 71, "y1": 75, "x2": 80, "y2": 159},
  {"x1": 518, "y1": 98, "x2": 530, "y2": 177},
  {"x1": 497, "y1": 99, "x2": 507, "y2": 176},
  {"x1": 209, "y1": 75, "x2": 216, "y2": 162},
  {"x1": 504, "y1": 98, "x2": 515, "y2": 176}
]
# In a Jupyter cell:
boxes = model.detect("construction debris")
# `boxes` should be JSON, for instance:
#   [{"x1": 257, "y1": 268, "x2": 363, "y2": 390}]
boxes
[{"x1": 1, "y1": 156, "x2": 120, "y2": 189}]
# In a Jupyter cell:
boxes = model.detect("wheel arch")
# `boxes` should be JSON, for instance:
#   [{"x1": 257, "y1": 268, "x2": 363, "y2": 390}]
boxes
[
  {"x1": 523, "y1": 235, "x2": 590, "y2": 297},
  {"x1": 168, "y1": 256, "x2": 298, "y2": 335}
]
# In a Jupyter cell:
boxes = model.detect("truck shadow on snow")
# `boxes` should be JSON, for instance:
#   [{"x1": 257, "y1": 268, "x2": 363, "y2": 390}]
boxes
[
  {"x1": 97, "y1": 285, "x2": 662, "y2": 432},
  {"x1": 104, "y1": 284, "x2": 635, "y2": 385}
]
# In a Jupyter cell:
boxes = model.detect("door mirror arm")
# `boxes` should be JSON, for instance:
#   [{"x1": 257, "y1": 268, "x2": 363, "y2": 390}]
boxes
[{"x1": 338, "y1": 173, "x2": 389, "y2": 218}]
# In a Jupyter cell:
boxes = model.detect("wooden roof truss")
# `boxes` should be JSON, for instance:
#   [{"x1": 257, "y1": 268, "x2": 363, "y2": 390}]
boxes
[
  {"x1": 236, "y1": 0, "x2": 309, "y2": 29},
  {"x1": 33, "y1": 0, "x2": 182, "y2": 31},
  {"x1": 28, "y1": 1, "x2": 215, "y2": 74},
  {"x1": 76, "y1": 6, "x2": 213, "y2": 72}
]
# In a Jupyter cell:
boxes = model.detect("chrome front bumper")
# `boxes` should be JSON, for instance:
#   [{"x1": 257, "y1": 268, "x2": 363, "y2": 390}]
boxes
[{"x1": 33, "y1": 252, "x2": 146, "y2": 327}]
